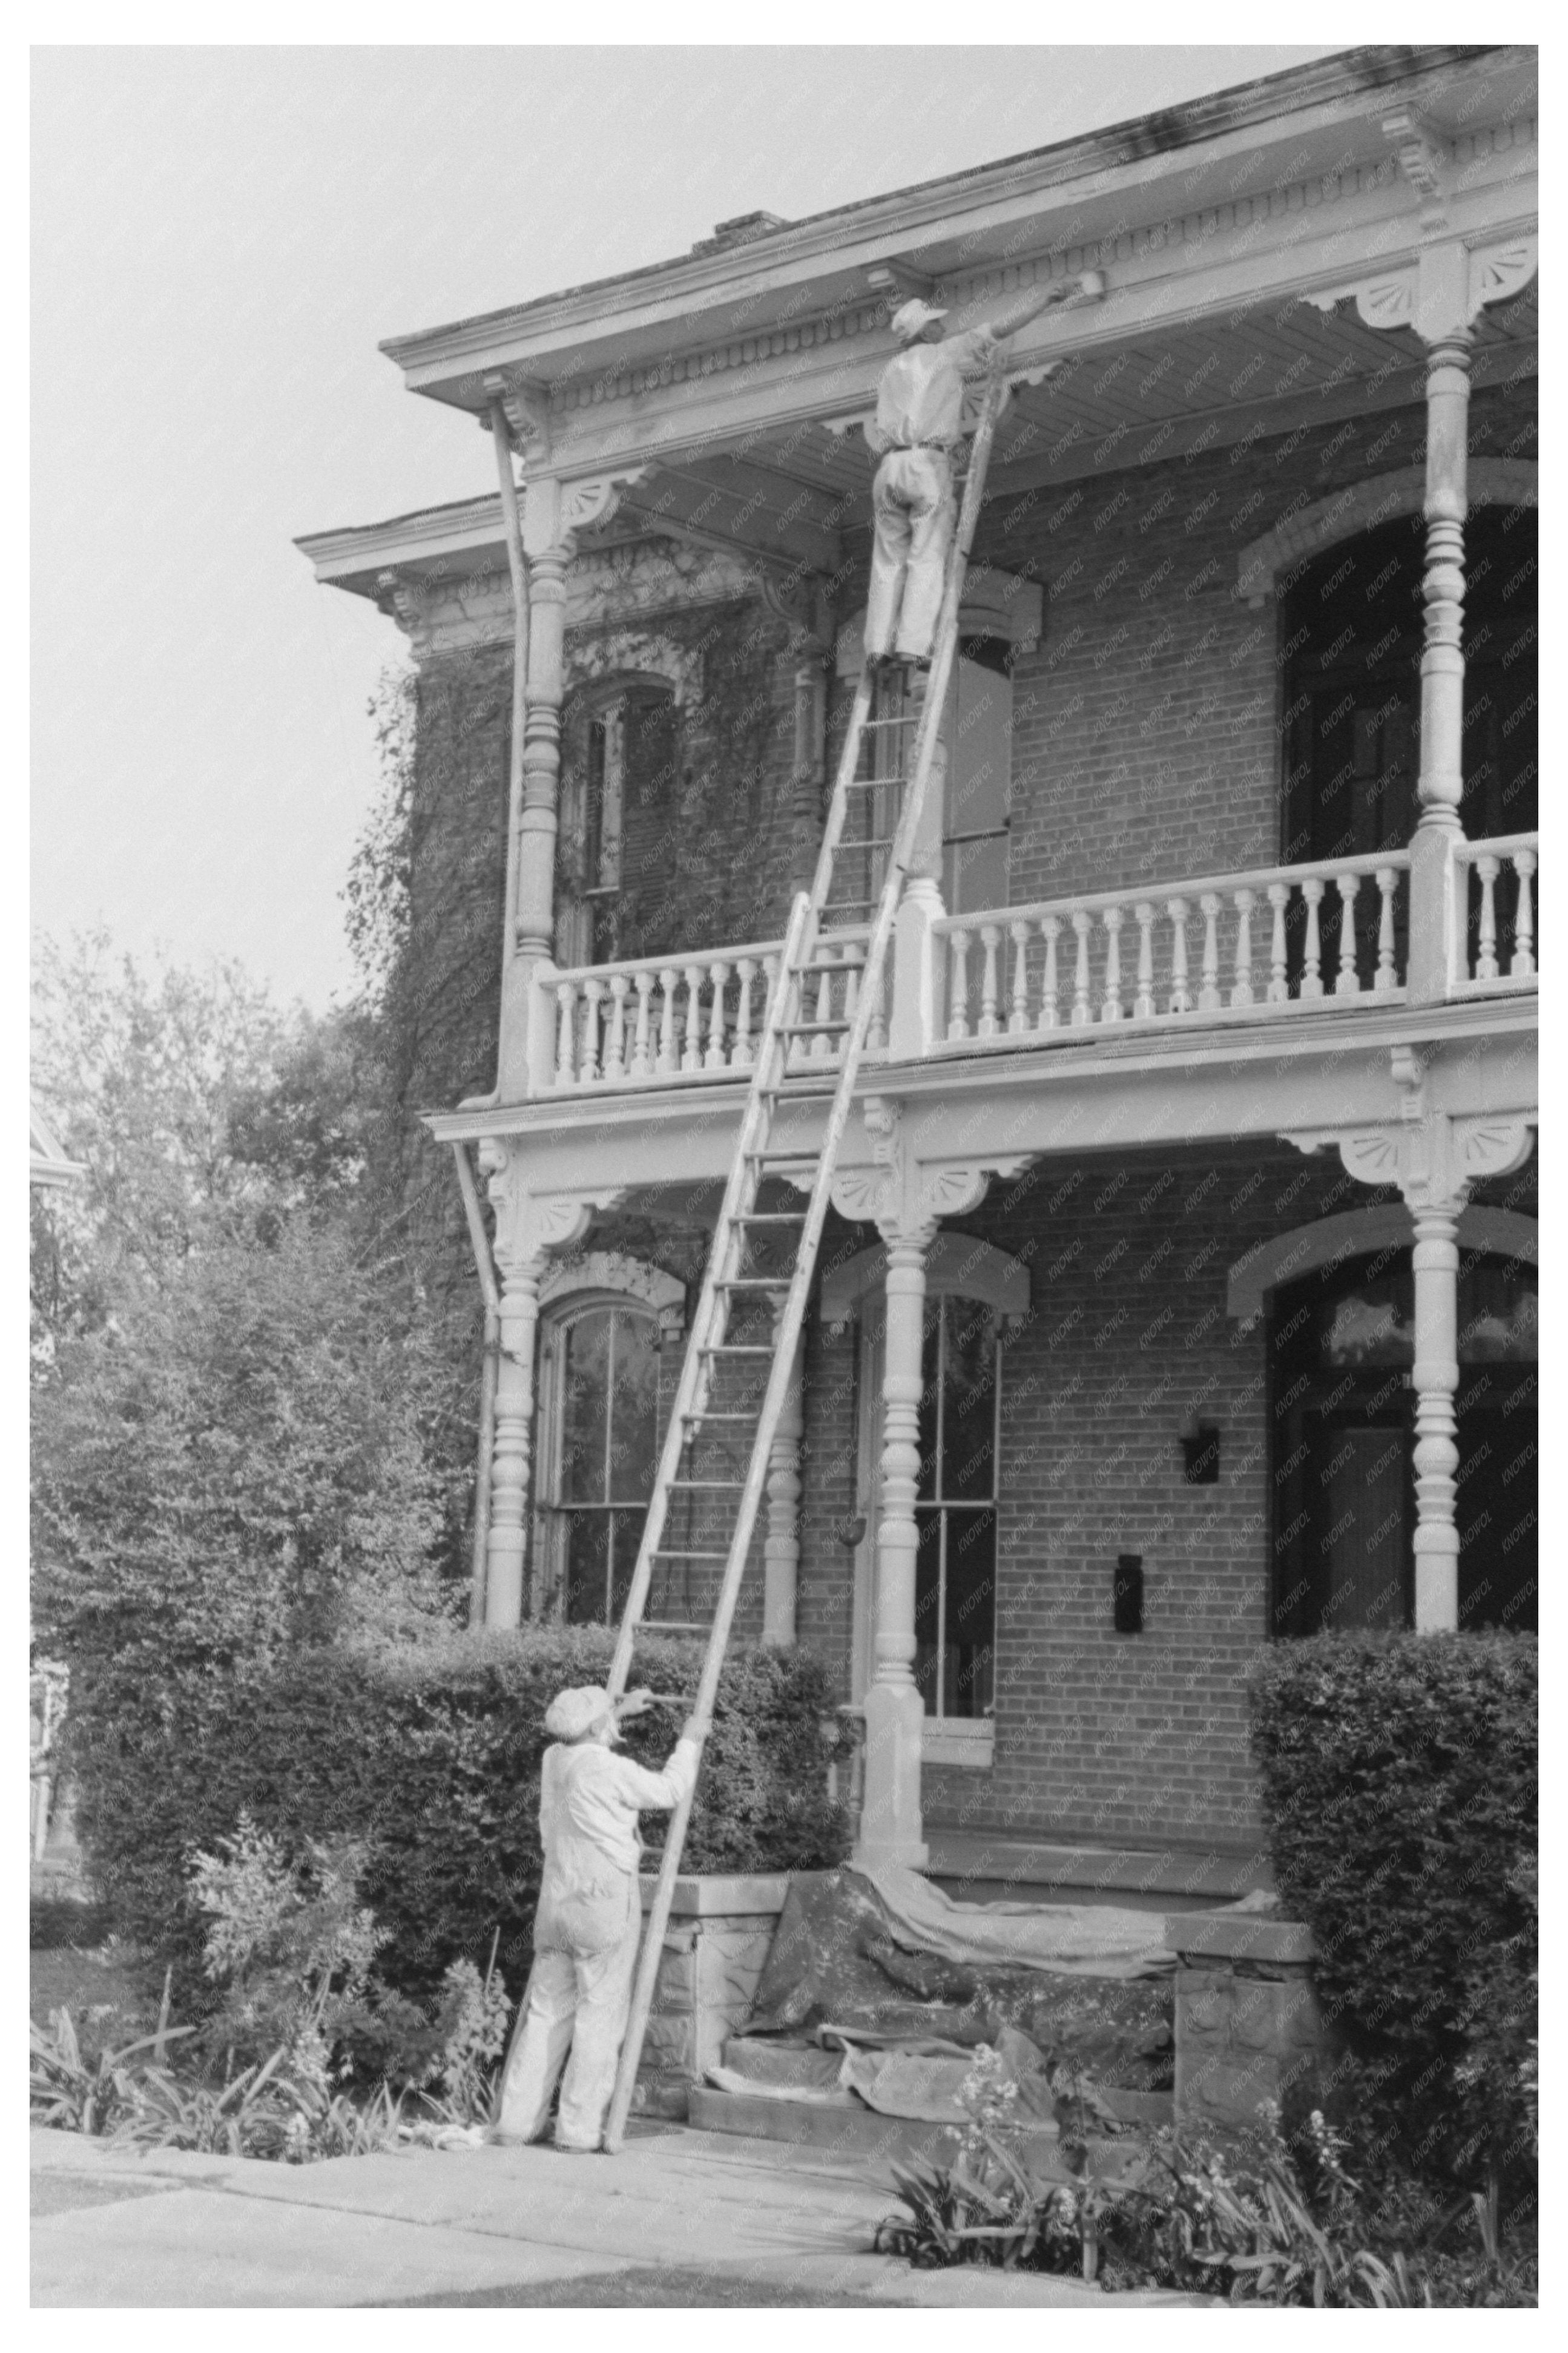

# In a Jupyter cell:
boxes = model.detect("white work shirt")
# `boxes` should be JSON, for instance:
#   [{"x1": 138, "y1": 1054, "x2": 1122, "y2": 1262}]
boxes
[
  {"x1": 539, "y1": 1736, "x2": 700, "y2": 1877},
  {"x1": 868, "y1": 328, "x2": 1002, "y2": 452}
]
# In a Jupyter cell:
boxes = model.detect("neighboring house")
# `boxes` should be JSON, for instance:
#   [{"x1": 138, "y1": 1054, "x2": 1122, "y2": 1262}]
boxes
[
  {"x1": 30, "y1": 1099, "x2": 84, "y2": 1194},
  {"x1": 300, "y1": 46, "x2": 1538, "y2": 1887}
]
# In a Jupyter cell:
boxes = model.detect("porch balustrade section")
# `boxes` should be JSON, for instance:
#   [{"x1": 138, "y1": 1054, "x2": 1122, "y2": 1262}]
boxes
[
  {"x1": 936, "y1": 851, "x2": 1410, "y2": 1045},
  {"x1": 545, "y1": 927, "x2": 878, "y2": 1091},
  {"x1": 1453, "y1": 833, "x2": 1538, "y2": 992}
]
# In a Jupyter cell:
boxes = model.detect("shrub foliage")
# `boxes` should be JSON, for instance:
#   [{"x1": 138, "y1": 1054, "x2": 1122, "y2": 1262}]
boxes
[
  {"x1": 1249, "y1": 1632, "x2": 1537, "y2": 2188},
  {"x1": 66, "y1": 1627, "x2": 849, "y2": 2004}
]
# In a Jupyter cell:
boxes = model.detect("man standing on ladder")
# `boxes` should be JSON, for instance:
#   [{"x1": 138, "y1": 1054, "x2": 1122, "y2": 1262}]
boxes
[
  {"x1": 495, "y1": 1683, "x2": 707, "y2": 2153},
  {"x1": 865, "y1": 272, "x2": 1104, "y2": 667}
]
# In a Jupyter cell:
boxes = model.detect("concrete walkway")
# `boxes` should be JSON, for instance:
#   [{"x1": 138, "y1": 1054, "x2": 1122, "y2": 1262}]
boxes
[{"x1": 31, "y1": 2122, "x2": 1207, "y2": 2308}]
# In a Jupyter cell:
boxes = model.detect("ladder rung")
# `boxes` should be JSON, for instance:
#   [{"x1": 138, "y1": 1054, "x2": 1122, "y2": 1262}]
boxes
[
  {"x1": 786, "y1": 1019, "x2": 850, "y2": 1036},
  {"x1": 680, "y1": 1408, "x2": 760, "y2": 1423},
  {"x1": 700, "y1": 1346, "x2": 776, "y2": 1360},
  {"x1": 732, "y1": 1211, "x2": 807, "y2": 1224},
  {"x1": 838, "y1": 835, "x2": 897, "y2": 851},
  {"x1": 669, "y1": 1478, "x2": 746, "y2": 1491},
  {"x1": 639, "y1": 1621, "x2": 710, "y2": 1635},
  {"x1": 860, "y1": 714, "x2": 918, "y2": 729},
  {"x1": 716, "y1": 1275, "x2": 792, "y2": 1290},
  {"x1": 651, "y1": 1549, "x2": 732, "y2": 1562},
  {"x1": 821, "y1": 900, "x2": 872, "y2": 914}
]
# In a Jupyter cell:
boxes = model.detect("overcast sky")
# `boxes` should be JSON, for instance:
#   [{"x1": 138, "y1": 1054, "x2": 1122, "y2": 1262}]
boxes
[{"x1": 32, "y1": 43, "x2": 1337, "y2": 1012}]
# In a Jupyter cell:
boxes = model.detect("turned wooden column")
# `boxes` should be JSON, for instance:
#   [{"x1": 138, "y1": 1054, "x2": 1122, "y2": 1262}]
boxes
[
  {"x1": 762, "y1": 1325, "x2": 805, "y2": 1645},
  {"x1": 486, "y1": 1248, "x2": 547, "y2": 1628},
  {"x1": 857, "y1": 1219, "x2": 936, "y2": 1871},
  {"x1": 516, "y1": 476, "x2": 572, "y2": 962},
  {"x1": 1408, "y1": 1188, "x2": 1466, "y2": 1633},
  {"x1": 1415, "y1": 322, "x2": 1472, "y2": 837}
]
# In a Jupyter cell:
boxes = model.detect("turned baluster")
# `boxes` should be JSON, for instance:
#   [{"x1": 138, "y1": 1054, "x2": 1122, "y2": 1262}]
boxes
[
  {"x1": 602, "y1": 975, "x2": 629, "y2": 1081},
  {"x1": 1510, "y1": 849, "x2": 1537, "y2": 978},
  {"x1": 1100, "y1": 906, "x2": 1124, "y2": 1022},
  {"x1": 1265, "y1": 883, "x2": 1290, "y2": 1005},
  {"x1": 704, "y1": 961, "x2": 731, "y2": 1070},
  {"x1": 1167, "y1": 897, "x2": 1192, "y2": 1015},
  {"x1": 1007, "y1": 921, "x2": 1032, "y2": 1033},
  {"x1": 580, "y1": 978, "x2": 605, "y2": 1084},
  {"x1": 868, "y1": 957, "x2": 888, "y2": 1053},
  {"x1": 1038, "y1": 915, "x2": 1062, "y2": 1030},
  {"x1": 555, "y1": 982, "x2": 578, "y2": 1087},
  {"x1": 1070, "y1": 910, "x2": 1093, "y2": 1027},
  {"x1": 1373, "y1": 867, "x2": 1399, "y2": 995},
  {"x1": 812, "y1": 957, "x2": 835, "y2": 1059},
  {"x1": 1230, "y1": 888, "x2": 1256, "y2": 1009},
  {"x1": 1132, "y1": 902, "x2": 1156, "y2": 1020},
  {"x1": 679, "y1": 966, "x2": 705, "y2": 1070},
  {"x1": 733, "y1": 959, "x2": 757, "y2": 1068},
  {"x1": 947, "y1": 929, "x2": 972, "y2": 1041},
  {"x1": 1299, "y1": 877, "x2": 1325, "y2": 998},
  {"x1": 1333, "y1": 874, "x2": 1362, "y2": 995},
  {"x1": 978, "y1": 924, "x2": 1003, "y2": 1038},
  {"x1": 1474, "y1": 854, "x2": 1500, "y2": 980},
  {"x1": 630, "y1": 971, "x2": 654, "y2": 1079},
  {"x1": 1197, "y1": 894, "x2": 1222, "y2": 1012},
  {"x1": 655, "y1": 969, "x2": 679, "y2": 1074}
]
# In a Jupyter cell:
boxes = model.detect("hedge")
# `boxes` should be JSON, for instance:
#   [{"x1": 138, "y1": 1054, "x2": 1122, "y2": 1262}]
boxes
[
  {"x1": 65, "y1": 1627, "x2": 849, "y2": 2004},
  {"x1": 1250, "y1": 1632, "x2": 1537, "y2": 2186}
]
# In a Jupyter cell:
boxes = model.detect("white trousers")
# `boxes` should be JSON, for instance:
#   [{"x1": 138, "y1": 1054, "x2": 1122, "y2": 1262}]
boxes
[
  {"x1": 866, "y1": 446, "x2": 956, "y2": 660},
  {"x1": 496, "y1": 1871, "x2": 642, "y2": 2150}
]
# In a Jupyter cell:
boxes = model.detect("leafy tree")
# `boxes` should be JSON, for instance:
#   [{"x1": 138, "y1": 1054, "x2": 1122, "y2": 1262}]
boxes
[{"x1": 30, "y1": 932, "x2": 466, "y2": 1666}]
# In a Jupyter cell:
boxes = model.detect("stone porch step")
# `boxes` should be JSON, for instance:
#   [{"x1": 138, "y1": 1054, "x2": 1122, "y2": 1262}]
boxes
[
  {"x1": 716, "y1": 2039, "x2": 1171, "y2": 2131},
  {"x1": 924, "y1": 1835, "x2": 1273, "y2": 1915}
]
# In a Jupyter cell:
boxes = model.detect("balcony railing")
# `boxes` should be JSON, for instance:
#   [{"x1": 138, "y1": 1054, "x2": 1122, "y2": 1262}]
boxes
[
  {"x1": 937, "y1": 851, "x2": 1409, "y2": 1045},
  {"x1": 1453, "y1": 834, "x2": 1538, "y2": 992},
  {"x1": 524, "y1": 834, "x2": 1537, "y2": 1098},
  {"x1": 544, "y1": 927, "x2": 875, "y2": 1091}
]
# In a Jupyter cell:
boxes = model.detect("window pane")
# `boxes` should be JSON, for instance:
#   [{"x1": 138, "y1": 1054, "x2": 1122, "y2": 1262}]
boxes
[
  {"x1": 941, "y1": 1298, "x2": 997, "y2": 1503},
  {"x1": 608, "y1": 1508, "x2": 647, "y2": 1626},
  {"x1": 944, "y1": 1507, "x2": 996, "y2": 1717},
  {"x1": 559, "y1": 1311, "x2": 612, "y2": 1502},
  {"x1": 912, "y1": 1509, "x2": 944, "y2": 1713},
  {"x1": 561, "y1": 1510, "x2": 611, "y2": 1625},
  {"x1": 607, "y1": 1311, "x2": 659, "y2": 1499}
]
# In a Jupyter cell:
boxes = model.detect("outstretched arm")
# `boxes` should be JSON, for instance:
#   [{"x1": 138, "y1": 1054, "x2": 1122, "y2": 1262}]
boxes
[{"x1": 983, "y1": 269, "x2": 1104, "y2": 344}]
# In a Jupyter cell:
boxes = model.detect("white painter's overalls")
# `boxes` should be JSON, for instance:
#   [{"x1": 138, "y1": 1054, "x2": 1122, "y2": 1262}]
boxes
[
  {"x1": 498, "y1": 1734, "x2": 698, "y2": 2150},
  {"x1": 865, "y1": 327, "x2": 1001, "y2": 662}
]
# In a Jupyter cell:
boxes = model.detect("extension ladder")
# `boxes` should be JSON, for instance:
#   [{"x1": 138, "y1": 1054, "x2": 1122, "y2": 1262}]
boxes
[{"x1": 600, "y1": 368, "x2": 1010, "y2": 2152}]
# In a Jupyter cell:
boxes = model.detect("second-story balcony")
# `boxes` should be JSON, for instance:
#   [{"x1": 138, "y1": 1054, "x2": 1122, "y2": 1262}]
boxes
[{"x1": 529, "y1": 831, "x2": 1539, "y2": 1101}]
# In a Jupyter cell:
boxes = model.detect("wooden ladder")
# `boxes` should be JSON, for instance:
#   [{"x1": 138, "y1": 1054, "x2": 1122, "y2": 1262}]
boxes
[{"x1": 601, "y1": 370, "x2": 1009, "y2": 2151}]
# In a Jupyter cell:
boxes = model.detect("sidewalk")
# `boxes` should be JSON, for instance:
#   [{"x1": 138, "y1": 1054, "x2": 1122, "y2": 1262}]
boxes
[{"x1": 31, "y1": 2122, "x2": 1208, "y2": 2308}]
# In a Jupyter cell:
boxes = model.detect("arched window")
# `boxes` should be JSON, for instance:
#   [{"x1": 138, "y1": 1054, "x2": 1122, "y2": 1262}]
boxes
[
  {"x1": 1279, "y1": 505, "x2": 1537, "y2": 978},
  {"x1": 1270, "y1": 1246, "x2": 1536, "y2": 1638}
]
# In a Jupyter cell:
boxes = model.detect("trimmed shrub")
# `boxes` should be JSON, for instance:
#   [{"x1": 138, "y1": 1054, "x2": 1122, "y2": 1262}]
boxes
[
  {"x1": 64, "y1": 1628, "x2": 849, "y2": 2006},
  {"x1": 1249, "y1": 1632, "x2": 1536, "y2": 2188}
]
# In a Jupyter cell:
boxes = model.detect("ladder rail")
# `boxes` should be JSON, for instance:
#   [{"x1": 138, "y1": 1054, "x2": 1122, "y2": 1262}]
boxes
[
  {"x1": 601, "y1": 368, "x2": 1012, "y2": 2152},
  {"x1": 605, "y1": 887, "x2": 812, "y2": 1696}
]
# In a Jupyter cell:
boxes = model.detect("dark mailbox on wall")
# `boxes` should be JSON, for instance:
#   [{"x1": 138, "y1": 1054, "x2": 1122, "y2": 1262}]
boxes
[{"x1": 1113, "y1": 1554, "x2": 1144, "y2": 1636}]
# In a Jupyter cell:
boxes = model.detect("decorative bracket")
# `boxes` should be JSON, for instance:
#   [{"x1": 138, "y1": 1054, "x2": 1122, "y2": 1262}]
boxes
[
  {"x1": 822, "y1": 1100, "x2": 1032, "y2": 1238},
  {"x1": 476, "y1": 1140, "x2": 627, "y2": 1273},
  {"x1": 1380, "y1": 105, "x2": 1449, "y2": 228},
  {"x1": 481, "y1": 370, "x2": 552, "y2": 466},
  {"x1": 561, "y1": 469, "x2": 650, "y2": 539},
  {"x1": 374, "y1": 568, "x2": 431, "y2": 655},
  {"x1": 1302, "y1": 232, "x2": 1538, "y2": 346},
  {"x1": 1283, "y1": 1114, "x2": 1534, "y2": 1218}
]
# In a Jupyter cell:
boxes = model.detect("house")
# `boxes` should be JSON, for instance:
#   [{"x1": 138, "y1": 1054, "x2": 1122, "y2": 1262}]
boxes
[{"x1": 300, "y1": 45, "x2": 1537, "y2": 1893}]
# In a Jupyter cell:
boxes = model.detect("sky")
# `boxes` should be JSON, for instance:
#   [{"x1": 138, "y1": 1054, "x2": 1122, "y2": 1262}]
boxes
[{"x1": 31, "y1": 42, "x2": 1338, "y2": 1012}]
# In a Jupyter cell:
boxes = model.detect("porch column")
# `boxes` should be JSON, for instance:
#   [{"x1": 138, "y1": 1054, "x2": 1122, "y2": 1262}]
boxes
[
  {"x1": 762, "y1": 1324, "x2": 805, "y2": 1645},
  {"x1": 1414, "y1": 301, "x2": 1471, "y2": 840},
  {"x1": 857, "y1": 1216, "x2": 937, "y2": 1871},
  {"x1": 477, "y1": 1145, "x2": 599, "y2": 1627},
  {"x1": 486, "y1": 1247, "x2": 548, "y2": 1628},
  {"x1": 1408, "y1": 1188, "x2": 1464, "y2": 1633},
  {"x1": 516, "y1": 475, "x2": 572, "y2": 962}
]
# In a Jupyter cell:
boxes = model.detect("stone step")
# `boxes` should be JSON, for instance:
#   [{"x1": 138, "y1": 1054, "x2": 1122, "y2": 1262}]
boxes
[
  {"x1": 687, "y1": 2085, "x2": 1143, "y2": 2186},
  {"x1": 720, "y1": 2036, "x2": 845, "y2": 2090}
]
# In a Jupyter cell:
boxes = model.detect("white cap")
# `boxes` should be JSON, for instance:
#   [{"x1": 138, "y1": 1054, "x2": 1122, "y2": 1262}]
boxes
[
  {"x1": 891, "y1": 298, "x2": 948, "y2": 341},
  {"x1": 544, "y1": 1685, "x2": 616, "y2": 1742}
]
